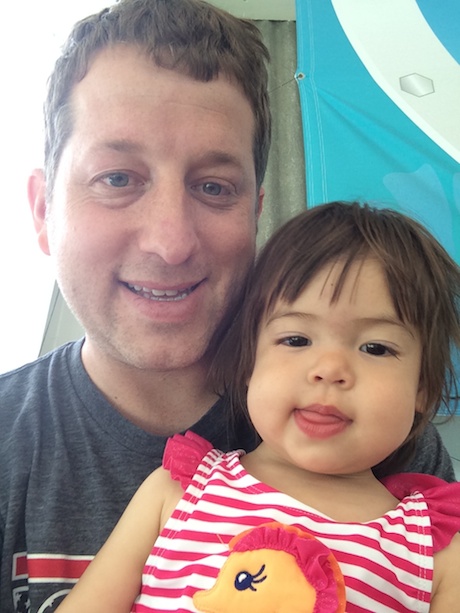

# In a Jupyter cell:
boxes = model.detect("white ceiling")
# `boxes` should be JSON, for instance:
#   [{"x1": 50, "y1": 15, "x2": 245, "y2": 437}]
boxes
[{"x1": 208, "y1": 0, "x2": 296, "y2": 20}]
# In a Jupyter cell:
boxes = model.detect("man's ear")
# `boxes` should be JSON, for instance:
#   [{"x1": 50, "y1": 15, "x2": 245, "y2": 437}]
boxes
[
  {"x1": 28, "y1": 169, "x2": 51, "y2": 255},
  {"x1": 256, "y1": 186, "x2": 264, "y2": 219}
]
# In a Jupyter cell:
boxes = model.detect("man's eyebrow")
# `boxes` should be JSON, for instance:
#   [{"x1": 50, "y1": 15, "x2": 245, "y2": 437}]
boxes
[
  {"x1": 91, "y1": 139, "x2": 146, "y2": 154},
  {"x1": 88, "y1": 142, "x2": 247, "y2": 172},
  {"x1": 192, "y1": 150, "x2": 247, "y2": 170}
]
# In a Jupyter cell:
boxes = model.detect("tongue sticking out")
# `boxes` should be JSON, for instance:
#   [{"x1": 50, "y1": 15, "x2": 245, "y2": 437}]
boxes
[{"x1": 294, "y1": 406, "x2": 350, "y2": 440}]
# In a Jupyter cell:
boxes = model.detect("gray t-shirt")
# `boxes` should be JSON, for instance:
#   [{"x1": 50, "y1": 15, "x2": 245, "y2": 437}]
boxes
[{"x1": 0, "y1": 339, "x2": 454, "y2": 612}]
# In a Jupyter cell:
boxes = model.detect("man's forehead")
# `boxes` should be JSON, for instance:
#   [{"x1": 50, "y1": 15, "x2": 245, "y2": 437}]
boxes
[{"x1": 74, "y1": 44, "x2": 247, "y2": 102}]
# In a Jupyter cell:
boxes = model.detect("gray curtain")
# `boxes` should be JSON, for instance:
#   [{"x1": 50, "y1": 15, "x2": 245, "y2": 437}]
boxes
[{"x1": 255, "y1": 20, "x2": 307, "y2": 248}]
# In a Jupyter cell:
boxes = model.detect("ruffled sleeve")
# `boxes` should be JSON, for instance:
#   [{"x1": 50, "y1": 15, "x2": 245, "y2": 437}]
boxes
[
  {"x1": 163, "y1": 431, "x2": 214, "y2": 490},
  {"x1": 382, "y1": 473, "x2": 460, "y2": 553}
]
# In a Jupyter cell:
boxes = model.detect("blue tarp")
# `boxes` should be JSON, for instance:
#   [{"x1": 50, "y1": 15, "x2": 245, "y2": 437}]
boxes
[{"x1": 295, "y1": 0, "x2": 460, "y2": 412}]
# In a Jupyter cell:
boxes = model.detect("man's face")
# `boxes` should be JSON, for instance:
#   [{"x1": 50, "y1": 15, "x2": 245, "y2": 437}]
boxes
[{"x1": 32, "y1": 45, "x2": 263, "y2": 373}]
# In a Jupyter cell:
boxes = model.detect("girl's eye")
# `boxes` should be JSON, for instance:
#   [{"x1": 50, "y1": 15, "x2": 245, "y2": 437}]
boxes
[
  {"x1": 281, "y1": 336, "x2": 311, "y2": 347},
  {"x1": 360, "y1": 342, "x2": 395, "y2": 357}
]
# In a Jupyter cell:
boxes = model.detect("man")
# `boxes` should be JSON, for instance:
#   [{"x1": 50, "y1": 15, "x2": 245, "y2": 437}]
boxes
[{"x1": 0, "y1": 0, "x2": 454, "y2": 611}]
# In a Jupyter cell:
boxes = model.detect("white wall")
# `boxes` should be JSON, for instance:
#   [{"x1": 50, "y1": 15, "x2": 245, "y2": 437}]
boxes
[{"x1": 0, "y1": 0, "x2": 112, "y2": 374}]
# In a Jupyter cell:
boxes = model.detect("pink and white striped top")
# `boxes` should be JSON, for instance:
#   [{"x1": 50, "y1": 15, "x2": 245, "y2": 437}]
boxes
[{"x1": 132, "y1": 432, "x2": 460, "y2": 613}]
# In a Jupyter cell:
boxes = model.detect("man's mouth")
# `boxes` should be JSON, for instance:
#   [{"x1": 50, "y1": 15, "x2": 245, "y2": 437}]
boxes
[{"x1": 125, "y1": 281, "x2": 201, "y2": 301}]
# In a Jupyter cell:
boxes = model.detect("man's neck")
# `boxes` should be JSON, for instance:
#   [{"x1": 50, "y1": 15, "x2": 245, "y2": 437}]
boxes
[{"x1": 81, "y1": 340, "x2": 218, "y2": 436}]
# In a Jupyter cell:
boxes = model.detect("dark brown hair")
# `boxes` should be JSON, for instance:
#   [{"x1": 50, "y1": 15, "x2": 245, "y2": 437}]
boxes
[
  {"x1": 44, "y1": 0, "x2": 270, "y2": 196},
  {"x1": 213, "y1": 201, "x2": 460, "y2": 476}
]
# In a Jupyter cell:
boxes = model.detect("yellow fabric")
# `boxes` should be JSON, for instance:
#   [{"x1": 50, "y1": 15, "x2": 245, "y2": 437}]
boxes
[{"x1": 193, "y1": 522, "x2": 346, "y2": 613}]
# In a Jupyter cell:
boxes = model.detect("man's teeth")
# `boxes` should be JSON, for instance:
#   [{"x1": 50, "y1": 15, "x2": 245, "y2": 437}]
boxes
[{"x1": 126, "y1": 283, "x2": 192, "y2": 301}]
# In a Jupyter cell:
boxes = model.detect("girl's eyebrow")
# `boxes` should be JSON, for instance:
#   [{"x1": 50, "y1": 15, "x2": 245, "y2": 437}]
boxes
[
  {"x1": 265, "y1": 310, "x2": 315, "y2": 325},
  {"x1": 355, "y1": 317, "x2": 416, "y2": 339},
  {"x1": 266, "y1": 310, "x2": 416, "y2": 338}
]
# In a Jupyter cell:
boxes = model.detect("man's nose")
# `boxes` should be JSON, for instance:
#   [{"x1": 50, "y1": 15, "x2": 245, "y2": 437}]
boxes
[{"x1": 135, "y1": 181, "x2": 200, "y2": 265}]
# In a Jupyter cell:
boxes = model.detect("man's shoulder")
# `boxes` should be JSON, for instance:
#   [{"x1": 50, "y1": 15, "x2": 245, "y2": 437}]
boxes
[
  {"x1": 406, "y1": 422, "x2": 455, "y2": 482},
  {"x1": 0, "y1": 339, "x2": 82, "y2": 383},
  {"x1": 193, "y1": 397, "x2": 259, "y2": 453},
  {"x1": 0, "y1": 340, "x2": 84, "y2": 427}
]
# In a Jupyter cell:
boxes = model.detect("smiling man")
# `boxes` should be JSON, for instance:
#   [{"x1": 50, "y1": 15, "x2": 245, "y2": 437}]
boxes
[
  {"x1": 0, "y1": 0, "x2": 455, "y2": 611},
  {"x1": 31, "y1": 45, "x2": 262, "y2": 436},
  {"x1": 0, "y1": 2, "x2": 267, "y2": 609}
]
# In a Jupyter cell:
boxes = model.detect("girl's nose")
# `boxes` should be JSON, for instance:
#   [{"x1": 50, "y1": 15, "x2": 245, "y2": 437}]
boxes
[{"x1": 306, "y1": 350, "x2": 354, "y2": 388}]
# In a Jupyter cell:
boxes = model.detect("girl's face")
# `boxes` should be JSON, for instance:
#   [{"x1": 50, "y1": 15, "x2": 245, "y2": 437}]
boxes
[{"x1": 246, "y1": 257, "x2": 424, "y2": 476}]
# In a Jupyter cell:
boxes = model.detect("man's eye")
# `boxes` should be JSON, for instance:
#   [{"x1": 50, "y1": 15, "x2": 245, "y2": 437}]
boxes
[
  {"x1": 103, "y1": 172, "x2": 131, "y2": 188},
  {"x1": 190, "y1": 180, "x2": 236, "y2": 208},
  {"x1": 202, "y1": 182, "x2": 224, "y2": 196},
  {"x1": 361, "y1": 343, "x2": 394, "y2": 356},
  {"x1": 281, "y1": 336, "x2": 310, "y2": 347}
]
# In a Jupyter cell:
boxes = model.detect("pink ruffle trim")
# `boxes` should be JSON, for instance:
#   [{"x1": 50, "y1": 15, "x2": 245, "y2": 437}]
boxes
[
  {"x1": 163, "y1": 431, "x2": 214, "y2": 490},
  {"x1": 382, "y1": 473, "x2": 460, "y2": 553}
]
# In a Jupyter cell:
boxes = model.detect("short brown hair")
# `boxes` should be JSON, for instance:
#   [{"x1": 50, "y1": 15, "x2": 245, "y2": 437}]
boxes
[
  {"x1": 44, "y1": 0, "x2": 270, "y2": 195},
  {"x1": 213, "y1": 201, "x2": 460, "y2": 475}
]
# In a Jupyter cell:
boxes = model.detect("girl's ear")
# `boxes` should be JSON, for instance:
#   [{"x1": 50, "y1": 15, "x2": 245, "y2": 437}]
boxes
[{"x1": 415, "y1": 387, "x2": 426, "y2": 414}]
